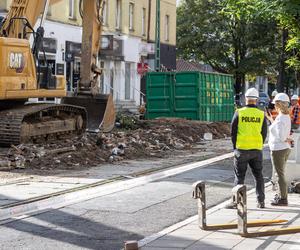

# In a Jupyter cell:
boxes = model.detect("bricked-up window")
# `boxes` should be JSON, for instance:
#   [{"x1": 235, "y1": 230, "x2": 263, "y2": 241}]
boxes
[
  {"x1": 165, "y1": 15, "x2": 170, "y2": 41},
  {"x1": 69, "y1": 0, "x2": 75, "y2": 19},
  {"x1": 116, "y1": 0, "x2": 122, "y2": 29},
  {"x1": 47, "y1": 6, "x2": 52, "y2": 16},
  {"x1": 129, "y1": 3, "x2": 134, "y2": 30},
  {"x1": 142, "y1": 8, "x2": 146, "y2": 36}
]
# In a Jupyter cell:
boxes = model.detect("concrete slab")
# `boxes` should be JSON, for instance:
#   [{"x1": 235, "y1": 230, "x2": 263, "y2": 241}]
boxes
[
  {"x1": 169, "y1": 168, "x2": 233, "y2": 184},
  {"x1": 146, "y1": 238, "x2": 196, "y2": 248},
  {"x1": 71, "y1": 181, "x2": 191, "y2": 213},
  {"x1": 0, "y1": 181, "x2": 80, "y2": 206},
  {"x1": 141, "y1": 248, "x2": 183, "y2": 250}
]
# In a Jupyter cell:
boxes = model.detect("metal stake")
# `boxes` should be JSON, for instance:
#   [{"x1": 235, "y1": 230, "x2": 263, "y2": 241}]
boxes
[
  {"x1": 235, "y1": 184, "x2": 300, "y2": 237},
  {"x1": 193, "y1": 181, "x2": 287, "y2": 231}
]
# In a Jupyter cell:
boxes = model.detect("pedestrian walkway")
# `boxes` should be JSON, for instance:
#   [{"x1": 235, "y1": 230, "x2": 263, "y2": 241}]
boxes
[{"x1": 139, "y1": 184, "x2": 300, "y2": 249}]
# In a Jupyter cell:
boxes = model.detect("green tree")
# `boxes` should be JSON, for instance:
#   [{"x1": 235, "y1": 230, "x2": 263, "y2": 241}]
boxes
[
  {"x1": 257, "y1": 0, "x2": 300, "y2": 92},
  {"x1": 177, "y1": 0, "x2": 279, "y2": 100}
]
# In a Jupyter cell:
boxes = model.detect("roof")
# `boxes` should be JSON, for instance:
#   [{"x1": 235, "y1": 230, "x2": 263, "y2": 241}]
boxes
[{"x1": 176, "y1": 59, "x2": 215, "y2": 72}]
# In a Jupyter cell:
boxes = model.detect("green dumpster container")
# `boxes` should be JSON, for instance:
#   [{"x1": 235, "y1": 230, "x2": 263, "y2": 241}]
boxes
[{"x1": 146, "y1": 71, "x2": 234, "y2": 122}]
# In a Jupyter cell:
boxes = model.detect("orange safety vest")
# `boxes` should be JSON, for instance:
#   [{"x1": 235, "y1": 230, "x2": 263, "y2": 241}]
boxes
[
  {"x1": 271, "y1": 108, "x2": 278, "y2": 120},
  {"x1": 290, "y1": 104, "x2": 300, "y2": 125}
]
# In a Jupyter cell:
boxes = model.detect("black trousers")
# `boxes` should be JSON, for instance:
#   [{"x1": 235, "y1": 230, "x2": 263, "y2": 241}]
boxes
[{"x1": 234, "y1": 149, "x2": 265, "y2": 202}]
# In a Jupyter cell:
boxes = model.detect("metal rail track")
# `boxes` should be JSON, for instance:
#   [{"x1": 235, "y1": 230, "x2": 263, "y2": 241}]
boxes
[{"x1": 0, "y1": 153, "x2": 231, "y2": 209}]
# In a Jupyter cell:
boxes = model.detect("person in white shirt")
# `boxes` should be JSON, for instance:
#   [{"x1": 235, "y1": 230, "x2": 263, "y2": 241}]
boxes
[{"x1": 266, "y1": 93, "x2": 293, "y2": 206}]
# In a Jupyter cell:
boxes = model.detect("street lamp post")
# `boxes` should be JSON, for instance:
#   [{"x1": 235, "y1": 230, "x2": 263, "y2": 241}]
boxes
[{"x1": 154, "y1": 0, "x2": 160, "y2": 71}]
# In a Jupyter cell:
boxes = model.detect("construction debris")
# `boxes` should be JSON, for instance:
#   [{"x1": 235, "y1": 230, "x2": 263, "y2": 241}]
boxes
[
  {"x1": 0, "y1": 118, "x2": 230, "y2": 170},
  {"x1": 203, "y1": 132, "x2": 213, "y2": 141}
]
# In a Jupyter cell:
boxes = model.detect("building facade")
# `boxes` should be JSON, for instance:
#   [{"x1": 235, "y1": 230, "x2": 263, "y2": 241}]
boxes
[{"x1": 0, "y1": 0, "x2": 177, "y2": 107}]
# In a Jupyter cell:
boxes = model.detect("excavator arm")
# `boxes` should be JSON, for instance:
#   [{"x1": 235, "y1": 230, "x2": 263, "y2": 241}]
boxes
[
  {"x1": 0, "y1": 0, "x2": 62, "y2": 39},
  {"x1": 63, "y1": 0, "x2": 116, "y2": 133}
]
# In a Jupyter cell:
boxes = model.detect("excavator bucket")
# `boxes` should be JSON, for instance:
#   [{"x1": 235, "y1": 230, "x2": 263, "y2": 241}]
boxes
[{"x1": 62, "y1": 94, "x2": 115, "y2": 132}]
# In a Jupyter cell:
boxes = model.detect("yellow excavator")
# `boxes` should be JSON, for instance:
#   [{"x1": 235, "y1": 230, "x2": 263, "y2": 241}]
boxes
[{"x1": 0, "y1": 0, "x2": 115, "y2": 146}]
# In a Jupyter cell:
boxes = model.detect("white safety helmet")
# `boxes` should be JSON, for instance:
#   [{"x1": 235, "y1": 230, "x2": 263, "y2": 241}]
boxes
[
  {"x1": 271, "y1": 90, "x2": 278, "y2": 97},
  {"x1": 245, "y1": 88, "x2": 259, "y2": 99},
  {"x1": 272, "y1": 93, "x2": 290, "y2": 104},
  {"x1": 291, "y1": 94, "x2": 299, "y2": 101}
]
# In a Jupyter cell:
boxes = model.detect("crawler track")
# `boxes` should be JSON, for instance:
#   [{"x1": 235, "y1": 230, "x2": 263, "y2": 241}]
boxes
[{"x1": 0, "y1": 104, "x2": 87, "y2": 146}]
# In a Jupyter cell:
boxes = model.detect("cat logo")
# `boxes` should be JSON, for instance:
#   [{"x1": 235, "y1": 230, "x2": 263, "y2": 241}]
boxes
[{"x1": 9, "y1": 52, "x2": 25, "y2": 73}]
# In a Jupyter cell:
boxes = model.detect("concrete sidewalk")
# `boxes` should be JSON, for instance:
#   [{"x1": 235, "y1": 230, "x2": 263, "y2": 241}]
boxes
[{"x1": 139, "y1": 184, "x2": 300, "y2": 250}]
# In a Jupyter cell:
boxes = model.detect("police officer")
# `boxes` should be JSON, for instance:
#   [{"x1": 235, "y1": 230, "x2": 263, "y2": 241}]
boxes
[{"x1": 227, "y1": 87, "x2": 268, "y2": 209}]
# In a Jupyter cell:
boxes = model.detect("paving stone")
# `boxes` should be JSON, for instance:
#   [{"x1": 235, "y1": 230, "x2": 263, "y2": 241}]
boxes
[
  {"x1": 140, "y1": 247, "x2": 183, "y2": 250},
  {"x1": 147, "y1": 238, "x2": 196, "y2": 248},
  {"x1": 186, "y1": 238, "x2": 241, "y2": 250}
]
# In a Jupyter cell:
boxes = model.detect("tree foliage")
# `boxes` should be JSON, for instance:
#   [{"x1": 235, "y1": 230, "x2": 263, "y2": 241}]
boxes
[
  {"x1": 177, "y1": 0, "x2": 280, "y2": 94},
  {"x1": 258, "y1": 0, "x2": 300, "y2": 70}
]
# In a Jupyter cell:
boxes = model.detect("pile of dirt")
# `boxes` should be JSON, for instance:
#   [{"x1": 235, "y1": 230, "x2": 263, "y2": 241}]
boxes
[{"x1": 0, "y1": 118, "x2": 230, "y2": 170}]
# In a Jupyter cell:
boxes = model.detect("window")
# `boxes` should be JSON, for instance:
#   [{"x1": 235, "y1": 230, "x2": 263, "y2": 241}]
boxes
[
  {"x1": 259, "y1": 93, "x2": 268, "y2": 98},
  {"x1": 125, "y1": 63, "x2": 131, "y2": 100},
  {"x1": 165, "y1": 15, "x2": 170, "y2": 41},
  {"x1": 142, "y1": 8, "x2": 146, "y2": 36},
  {"x1": 99, "y1": 61, "x2": 105, "y2": 93},
  {"x1": 116, "y1": 0, "x2": 121, "y2": 29},
  {"x1": 129, "y1": 3, "x2": 134, "y2": 30},
  {"x1": 102, "y1": 0, "x2": 108, "y2": 25},
  {"x1": 69, "y1": 0, "x2": 75, "y2": 19}
]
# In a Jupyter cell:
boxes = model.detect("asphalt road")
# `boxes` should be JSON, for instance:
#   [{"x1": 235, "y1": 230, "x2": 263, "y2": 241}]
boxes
[{"x1": 0, "y1": 148, "x2": 272, "y2": 250}]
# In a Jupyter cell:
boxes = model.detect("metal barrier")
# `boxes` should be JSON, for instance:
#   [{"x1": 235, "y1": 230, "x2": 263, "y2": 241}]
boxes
[
  {"x1": 192, "y1": 181, "x2": 287, "y2": 230},
  {"x1": 234, "y1": 184, "x2": 300, "y2": 237}
]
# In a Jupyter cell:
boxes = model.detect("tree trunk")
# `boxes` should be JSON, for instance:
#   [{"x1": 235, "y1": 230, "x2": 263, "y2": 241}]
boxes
[
  {"x1": 277, "y1": 29, "x2": 288, "y2": 92},
  {"x1": 234, "y1": 72, "x2": 245, "y2": 105}
]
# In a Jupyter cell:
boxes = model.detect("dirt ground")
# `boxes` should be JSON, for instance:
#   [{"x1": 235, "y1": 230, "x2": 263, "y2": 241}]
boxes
[{"x1": 0, "y1": 118, "x2": 230, "y2": 171}]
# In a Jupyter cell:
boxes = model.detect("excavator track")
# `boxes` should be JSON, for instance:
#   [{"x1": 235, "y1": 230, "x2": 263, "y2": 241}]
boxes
[{"x1": 0, "y1": 104, "x2": 87, "y2": 146}]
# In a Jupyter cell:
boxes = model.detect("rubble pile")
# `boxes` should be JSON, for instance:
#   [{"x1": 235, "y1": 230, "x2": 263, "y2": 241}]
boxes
[{"x1": 0, "y1": 118, "x2": 230, "y2": 170}]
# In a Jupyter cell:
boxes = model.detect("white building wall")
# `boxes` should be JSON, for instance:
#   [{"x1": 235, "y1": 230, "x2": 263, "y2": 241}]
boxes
[
  {"x1": 122, "y1": 36, "x2": 143, "y2": 105},
  {"x1": 43, "y1": 20, "x2": 82, "y2": 65},
  {"x1": 123, "y1": 36, "x2": 140, "y2": 62},
  {"x1": 32, "y1": 20, "x2": 144, "y2": 106}
]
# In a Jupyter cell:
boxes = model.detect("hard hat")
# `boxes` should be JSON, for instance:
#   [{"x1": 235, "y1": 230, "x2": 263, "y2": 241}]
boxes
[
  {"x1": 245, "y1": 88, "x2": 259, "y2": 99},
  {"x1": 291, "y1": 94, "x2": 299, "y2": 100},
  {"x1": 271, "y1": 90, "x2": 278, "y2": 97},
  {"x1": 272, "y1": 93, "x2": 290, "y2": 103}
]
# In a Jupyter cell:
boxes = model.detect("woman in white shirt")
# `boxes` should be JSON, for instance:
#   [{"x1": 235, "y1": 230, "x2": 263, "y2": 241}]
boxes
[{"x1": 267, "y1": 93, "x2": 292, "y2": 206}]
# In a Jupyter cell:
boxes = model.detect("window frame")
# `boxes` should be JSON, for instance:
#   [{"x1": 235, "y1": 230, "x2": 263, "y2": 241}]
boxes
[
  {"x1": 69, "y1": 0, "x2": 75, "y2": 19},
  {"x1": 115, "y1": 0, "x2": 122, "y2": 30},
  {"x1": 142, "y1": 7, "x2": 146, "y2": 36},
  {"x1": 102, "y1": 0, "x2": 108, "y2": 26},
  {"x1": 165, "y1": 15, "x2": 170, "y2": 41},
  {"x1": 129, "y1": 2, "x2": 134, "y2": 31}
]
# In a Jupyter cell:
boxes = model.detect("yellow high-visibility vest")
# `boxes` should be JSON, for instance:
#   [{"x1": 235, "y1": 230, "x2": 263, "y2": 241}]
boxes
[{"x1": 236, "y1": 107, "x2": 264, "y2": 150}]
